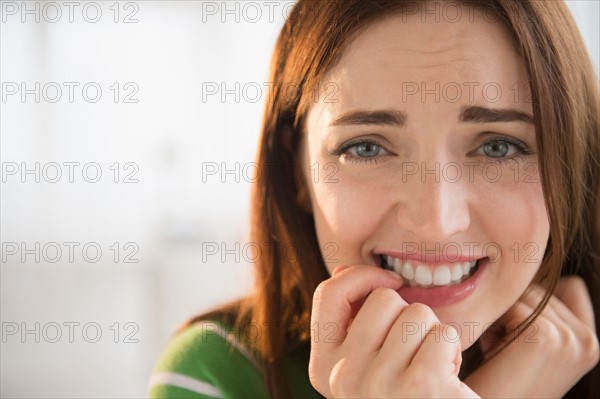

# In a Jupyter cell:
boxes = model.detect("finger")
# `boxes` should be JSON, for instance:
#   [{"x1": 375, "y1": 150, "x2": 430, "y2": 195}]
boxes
[
  {"x1": 493, "y1": 298, "x2": 535, "y2": 330},
  {"x1": 344, "y1": 287, "x2": 408, "y2": 354},
  {"x1": 520, "y1": 285, "x2": 563, "y2": 324},
  {"x1": 466, "y1": 305, "x2": 540, "y2": 398},
  {"x1": 409, "y1": 323, "x2": 463, "y2": 378},
  {"x1": 480, "y1": 301, "x2": 535, "y2": 358},
  {"x1": 405, "y1": 324, "x2": 480, "y2": 399},
  {"x1": 378, "y1": 302, "x2": 440, "y2": 372},
  {"x1": 521, "y1": 284, "x2": 589, "y2": 335},
  {"x1": 554, "y1": 276, "x2": 596, "y2": 331},
  {"x1": 332, "y1": 264, "x2": 350, "y2": 276},
  {"x1": 482, "y1": 285, "x2": 583, "y2": 359},
  {"x1": 493, "y1": 285, "x2": 564, "y2": 340},
  {"x1": 311, "y1": 265, "x2": 403, "y2": 350},
  {"x1": 523, "y1": 281, "x2": 599, "y2": 368}
]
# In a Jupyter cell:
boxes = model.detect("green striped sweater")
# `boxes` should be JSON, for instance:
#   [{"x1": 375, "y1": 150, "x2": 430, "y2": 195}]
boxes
[{"x1": 149, "y1": 320, "x2": 323, "y2": 398}]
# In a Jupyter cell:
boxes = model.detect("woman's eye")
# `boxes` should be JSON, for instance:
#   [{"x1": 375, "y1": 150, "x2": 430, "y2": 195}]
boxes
[
  {"x1": 483, "y1": 140, "x2": 511, "y2": 158},
  {"x1": 351, "y1": 142, "x2": 384, "y2": 158},
  {"x1": 333, "y1": 139, "x2": 391, "y2": 163},
  {"x1": 477, "y1": 137, "x2": 531, "y2": 160}
]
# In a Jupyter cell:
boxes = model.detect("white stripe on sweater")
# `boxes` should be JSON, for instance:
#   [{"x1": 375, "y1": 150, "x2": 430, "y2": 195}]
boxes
[{"x1": 149, "y1": 372, "x2": 224, "y2": 398}]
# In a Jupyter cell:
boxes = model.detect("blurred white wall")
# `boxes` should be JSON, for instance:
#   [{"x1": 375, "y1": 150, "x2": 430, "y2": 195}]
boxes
[
  {"x1": 1, "y1": 1, "x2": 290, "y2": 397},
  {"x1": 0, "y1": 1, "x2": 597, "y2": 397}
]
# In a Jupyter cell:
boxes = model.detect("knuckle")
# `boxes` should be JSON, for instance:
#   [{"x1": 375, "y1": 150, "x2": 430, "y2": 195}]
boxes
[
  {"x1": 329, "y1": 357, "x2": 360, "y2": 397},
  {"x1": 424, "y1": 322, "x2": 455, "y2": 345},
  {"x1": 537, "y1": 320, "x2": 561, "y2": 347},
  {"x1": 404, "y1": 302, "x2": 437, "y2": 323},
  {"x1": 563, "y1": 327, "x2": 580, "y2": 350},
  {"x1": 580, "y1": 327, "x2": 600, "y2": 367},
  {"x1": 440, "y1": 323, "x2": 461, "y2": 343},
  {"x1": 313, "y1": 279, "x2": 334, "y2": 302},
  {"x1": 554, "y1": 325, "x2": 582, "y2": 357},
  {"x1": 518, "y1": 318, "x2": 557, "y2": 351},
  {"x1": 369, "y1": 287, "x2": 403, "y2": 306}
]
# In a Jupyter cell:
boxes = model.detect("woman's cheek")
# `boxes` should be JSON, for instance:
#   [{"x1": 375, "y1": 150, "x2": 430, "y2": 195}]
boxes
[{"x1": 310, "y1": 173, "x2": 389, "y2": 267}]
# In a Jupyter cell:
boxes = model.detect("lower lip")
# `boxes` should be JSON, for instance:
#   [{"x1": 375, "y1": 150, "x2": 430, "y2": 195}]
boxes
[{"x1": 395, "y1": 258, "x2": 488, "y2": 307}]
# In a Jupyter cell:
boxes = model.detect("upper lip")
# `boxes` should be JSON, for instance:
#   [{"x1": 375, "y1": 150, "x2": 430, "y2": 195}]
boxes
[{"x1": 376, "y1": 251, "x2": 483, "y2": 265}]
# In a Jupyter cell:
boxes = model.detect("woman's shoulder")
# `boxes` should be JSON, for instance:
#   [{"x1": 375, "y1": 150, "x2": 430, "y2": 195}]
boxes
[{"x1": 148, "y1": 319, "x2": 268, "y2": 398}]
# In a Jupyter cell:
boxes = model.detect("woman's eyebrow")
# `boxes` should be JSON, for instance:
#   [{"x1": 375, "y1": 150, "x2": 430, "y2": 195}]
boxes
[
  {"x1": 460, "y1": 105, "x2": 534, "y2": 124},
  {"x1": 330, "y1": 110, "x2": 406, "y2": 127},
  {"x1": 329, "y1": 106, "x2": 533, "y2": 128}
]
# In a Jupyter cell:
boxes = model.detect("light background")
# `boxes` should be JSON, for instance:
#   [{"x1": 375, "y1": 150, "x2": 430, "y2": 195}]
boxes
[{"x1": 1, "y1": 1, "x2": 598, "y2": 397}]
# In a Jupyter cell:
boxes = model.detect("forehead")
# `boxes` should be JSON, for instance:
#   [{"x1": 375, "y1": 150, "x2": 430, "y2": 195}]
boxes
[{"x1": 308, "y1": 6, "x2": 531, "y2": 124}]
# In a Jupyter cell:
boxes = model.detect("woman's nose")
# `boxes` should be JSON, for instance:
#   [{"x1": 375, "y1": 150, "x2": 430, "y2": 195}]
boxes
[{"x1": 396, "y1": 161, "x2": 471, "y2": 242}]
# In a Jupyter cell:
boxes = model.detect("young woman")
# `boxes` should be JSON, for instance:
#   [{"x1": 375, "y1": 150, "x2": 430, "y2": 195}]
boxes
[{"x1": 149, "y1": 0, "x2": 600, "y2": 397}]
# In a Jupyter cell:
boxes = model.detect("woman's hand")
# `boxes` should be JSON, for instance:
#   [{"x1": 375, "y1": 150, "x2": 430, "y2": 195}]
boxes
[
  {"x1": 308, "y1": 264, "x2": 480, "y2": 398},
  {"x1": 465, "y1": 276, "x2": 599, "y2": 398}
]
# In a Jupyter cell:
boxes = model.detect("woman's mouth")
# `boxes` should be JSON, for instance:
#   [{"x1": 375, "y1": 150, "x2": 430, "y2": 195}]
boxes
[
  {"x1": 377, "y1": 254, "x2": 490, "y2": 307},
  {"x1": 379, "y1": 255, "x2": 482, "y2": 288}
]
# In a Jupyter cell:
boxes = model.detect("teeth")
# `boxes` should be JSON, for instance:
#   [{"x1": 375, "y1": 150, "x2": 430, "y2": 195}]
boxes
[
  {"x1": 382, "y1": 256, "x2": 479, "y2": 288},
  {"x1": 451, "y1": 264, "x2": 463, "y2": 281},
  {"x1": 401, "y1": 262, "x2": 414, "y2": 280},
  {"x1": 462, "y1": 262, "x2": 471, "y2": 275},
  {"x1": 393, "y1": 258, "x2": 402, "y2": 274},
  {"x1": 433, "y1": 265, "x2": 451, "y2": 286},
  {"x1": 414, "y1": 265, "x2": 432, "y2": 286}
]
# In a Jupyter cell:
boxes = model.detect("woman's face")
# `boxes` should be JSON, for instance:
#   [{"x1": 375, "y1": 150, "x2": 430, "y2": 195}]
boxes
[{"x1": 301, "y1": 6, "x2": 550, "y2": 349}]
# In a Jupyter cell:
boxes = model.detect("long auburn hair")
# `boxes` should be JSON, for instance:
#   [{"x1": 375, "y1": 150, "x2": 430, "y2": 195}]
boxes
[{"x1": 187, "y1": 1, "x2": 600, "y2": 397}]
